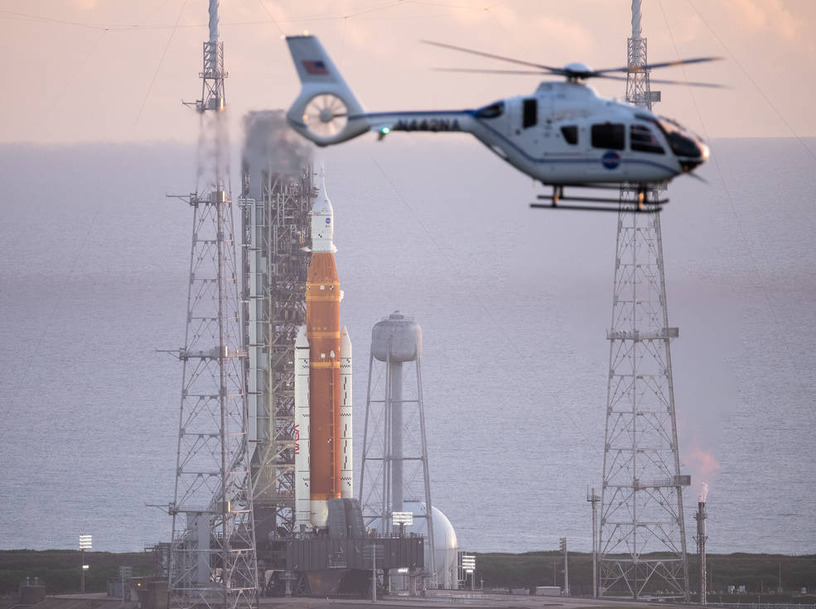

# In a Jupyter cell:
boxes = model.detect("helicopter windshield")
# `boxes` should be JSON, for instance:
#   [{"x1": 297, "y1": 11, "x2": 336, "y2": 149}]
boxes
[
  {"x1": 475, "y1": 101, "x2": 505, "y2": 119},
  {"x1": 637, "y1": 113, "x2": 707, "y2": 168},
  {"x1": 656, "y1": 115, "x2": 704, "y2": 142}
]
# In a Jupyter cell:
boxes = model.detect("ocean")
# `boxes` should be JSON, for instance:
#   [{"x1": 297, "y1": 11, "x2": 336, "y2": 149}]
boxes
[{"x1": 0, "y1": 136, "x2": 814, "y2": 555}]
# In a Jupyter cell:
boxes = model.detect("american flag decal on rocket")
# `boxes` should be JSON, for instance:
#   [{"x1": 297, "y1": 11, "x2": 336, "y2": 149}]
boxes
[{"x1": 302, "y1": 60, "x2": 329, "y2": 75}]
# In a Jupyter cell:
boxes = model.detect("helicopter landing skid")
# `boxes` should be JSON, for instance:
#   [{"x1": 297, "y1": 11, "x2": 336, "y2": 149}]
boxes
[{"x1": 531, "y1": 185, "x2": 668, "y2": 213}]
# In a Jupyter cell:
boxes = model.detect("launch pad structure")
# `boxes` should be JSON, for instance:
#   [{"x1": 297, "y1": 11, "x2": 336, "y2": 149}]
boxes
[
  {"x1": 597, "y1": 0, "x2": 690, "y2": 601},
  {"x1": 239, "y1": 125, "x2": 426, "y2": 597},
  {"x1": 240, "y1": 158, "x2": 315, "y2": 542}
]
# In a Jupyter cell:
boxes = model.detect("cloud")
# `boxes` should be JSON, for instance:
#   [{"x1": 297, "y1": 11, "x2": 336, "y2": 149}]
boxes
[
  {"x1": 447, "y1": 1, "x2": 519, "y2": 26},
  {"x1": 722, "y1": 0, "x2": 800, "y2": 40},
  {"x1": 70, "y1": 0, "x2": 99, "y2": 10},
  {"x1": 528, "y1": 15, "x2": 595, "y2": 57}
]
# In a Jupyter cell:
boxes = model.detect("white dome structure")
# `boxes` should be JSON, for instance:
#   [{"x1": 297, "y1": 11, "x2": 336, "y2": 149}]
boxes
[{"x1": 393, "y1": 501, "x2": 460, "y2": 589}]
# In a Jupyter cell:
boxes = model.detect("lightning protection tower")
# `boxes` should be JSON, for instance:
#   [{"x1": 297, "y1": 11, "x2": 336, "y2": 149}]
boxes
[
  {"x1": 168, "y1": 3, "x2": 258, "y2": 609},
  {"x1": 597, "y1": 0, "x2": 690, "y2": 600},
  {"x1": 360, "y1": 312, "x2": 436, "y2": 587}
]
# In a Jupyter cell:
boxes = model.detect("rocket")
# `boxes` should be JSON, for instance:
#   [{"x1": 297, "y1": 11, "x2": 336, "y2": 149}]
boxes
[{"x1": 294, "y1": 171, "x2": 353, "y2": 531}]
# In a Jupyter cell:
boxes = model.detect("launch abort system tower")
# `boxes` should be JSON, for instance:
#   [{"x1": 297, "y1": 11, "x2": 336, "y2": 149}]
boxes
[
  {"x1": 168, "y1": 2, "x2": 258, "y2": 609},
  {"x1": 597, "y1": 0, "x2": 690, "y2": 600}
]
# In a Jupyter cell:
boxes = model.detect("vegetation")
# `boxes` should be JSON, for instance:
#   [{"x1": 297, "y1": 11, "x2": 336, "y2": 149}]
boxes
[
  {"x1": 475, "y1": 551, "x2": 816, "y2": 601},
  {"x1": 2, "y1": 549, "x2": 815, "y2": 603},
  {"x1": 0, "y1": 550, "x2": 156, "y2": 595}
]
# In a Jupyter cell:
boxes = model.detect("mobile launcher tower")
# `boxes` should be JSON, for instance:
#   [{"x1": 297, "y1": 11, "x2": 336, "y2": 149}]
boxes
[{"x1": 240, "y1": 132, "x2": 423, "y2": 596}]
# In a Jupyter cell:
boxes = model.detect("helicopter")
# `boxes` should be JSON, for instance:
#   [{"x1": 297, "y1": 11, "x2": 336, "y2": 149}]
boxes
[{"x1": 284, "y1": 35, "x2": 718, "y2": 211}]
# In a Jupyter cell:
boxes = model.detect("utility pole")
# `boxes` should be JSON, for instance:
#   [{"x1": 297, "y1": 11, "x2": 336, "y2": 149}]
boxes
[
  {"x1": 586, "y1": 488, "x2": 599, "y2": 598},
  {"x1": 560, "y1": 538, "x2": 569, "y2": 596}
]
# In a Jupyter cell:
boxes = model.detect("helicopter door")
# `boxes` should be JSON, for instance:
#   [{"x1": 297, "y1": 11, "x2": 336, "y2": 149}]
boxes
[
  {"x1": 590, "y1": 122, "x2": 626, "y2": 177},
  {"x1": 509, "y1": 97, "x2": 537, "y2": 135},
  {"x1": 508, "y1": 97, "x2": 541, "y2": 169}
]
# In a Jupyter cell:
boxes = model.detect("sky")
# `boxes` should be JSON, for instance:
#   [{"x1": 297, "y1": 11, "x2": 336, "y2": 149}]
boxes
[{"x1": 2, "y1": 0, "x2": 816, "y2": 144}]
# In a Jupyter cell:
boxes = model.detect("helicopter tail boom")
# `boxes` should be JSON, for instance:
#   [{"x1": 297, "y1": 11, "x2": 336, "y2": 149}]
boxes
[{"x1": 286, "y1": 35, "x2": 370, "y2": 146}]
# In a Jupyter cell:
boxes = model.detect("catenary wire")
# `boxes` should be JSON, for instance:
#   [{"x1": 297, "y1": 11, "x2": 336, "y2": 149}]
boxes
[
  {"x1": 684, "y1": 0, "x2": 816, "y2": 163},
  {"x1": 135, "y1": 0, "x2": 190, "y2": 125},
  {"x1": 661, "y1": 0, "x2": 811, "y2": 414}
]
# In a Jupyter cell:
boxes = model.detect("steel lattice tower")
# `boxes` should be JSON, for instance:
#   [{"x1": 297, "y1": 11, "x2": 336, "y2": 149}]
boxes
[
  {"x1": 597, "y1": 0, "x2": 690, "y2": 600},
  {"x1": 168, "y1": 3, "x2": 258, "y2": 609}
]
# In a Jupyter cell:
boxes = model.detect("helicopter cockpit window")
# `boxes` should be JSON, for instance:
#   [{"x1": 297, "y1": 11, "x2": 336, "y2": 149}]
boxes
[
  {"x1": 475, "y1": 101, "x2": 505, "y2": 119},
  {"x1": 523, "y1": 98, "x2": 537, "y2": 129},
  {"x1": 630, "y1": 124, "x2": 665, "y2": 154},
  {"x1": 591, "y1": 123, "x2": 624, "y2": 150},
  {"x1": 561, "y1": 125, "x2": 578, "y2": 145}
]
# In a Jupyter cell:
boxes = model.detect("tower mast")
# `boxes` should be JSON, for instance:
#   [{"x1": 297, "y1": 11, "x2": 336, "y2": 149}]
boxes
[
  {"x1": 597, "y1": 0, "x2": 690, "y2": 600},
  {"x1": 168, "y1": 2, "x2": 258, "y2": 608}
]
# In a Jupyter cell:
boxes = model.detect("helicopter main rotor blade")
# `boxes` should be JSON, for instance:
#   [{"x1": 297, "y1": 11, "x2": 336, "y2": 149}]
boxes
[
  {"x1": 640, "y1": 76, "x2": 725, "y2": 88},
  {"x1": 424, "y1": 41, "x2": 722, "y2": 86},
  {"x1": 422, "y1": 40, "x2": 565, "y2": 75},
  {"x1": 432, "y1": 68, "x2": 723, "y2": 88},
  {"x1": 588, "y1": 73, "x2": 724, "y2": 88},
  {"x1": 590, "y1": 56, "x2": 722, "y2": 76},
  {"x1": 432, "y1": 67, "x2": 547, "y2": 75}
]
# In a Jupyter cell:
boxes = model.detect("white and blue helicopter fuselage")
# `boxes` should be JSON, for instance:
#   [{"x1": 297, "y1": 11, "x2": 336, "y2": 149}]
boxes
[{"x1": 284, "y1": 35, "x2": 709, "y2": 189}]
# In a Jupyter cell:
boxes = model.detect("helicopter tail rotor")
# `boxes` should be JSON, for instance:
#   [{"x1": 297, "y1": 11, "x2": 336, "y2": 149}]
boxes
[{"x1": 286, "y1": 35, "x2": 370, "y2": 146}]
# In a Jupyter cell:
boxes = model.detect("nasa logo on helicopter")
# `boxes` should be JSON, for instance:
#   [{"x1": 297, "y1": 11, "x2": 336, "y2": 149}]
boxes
[{"x1": 284, "y1": 36, "x2": 720, "y2": 211}]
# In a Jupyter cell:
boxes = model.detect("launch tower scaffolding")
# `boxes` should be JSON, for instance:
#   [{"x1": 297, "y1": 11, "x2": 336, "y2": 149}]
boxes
[
  {"x1": 597, "y1": 0, "x2": 690, "y2": 600},
  {"x1": 168, "y1": 3, "x2": 258, "y2": 609},
  {"x1": 240, "y1": 167, "x2": 314, "y2": 546}
]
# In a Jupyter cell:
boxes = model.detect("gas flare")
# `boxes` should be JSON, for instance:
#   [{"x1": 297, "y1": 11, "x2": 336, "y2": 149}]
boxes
[{"x1": 687, "y1": 442, "x2": 720, "y2": 503}]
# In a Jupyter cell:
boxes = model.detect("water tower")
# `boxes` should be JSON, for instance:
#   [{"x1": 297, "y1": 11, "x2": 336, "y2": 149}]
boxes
[{"x1": 359, "y1": 312, "x2": 437, "y2": 585}]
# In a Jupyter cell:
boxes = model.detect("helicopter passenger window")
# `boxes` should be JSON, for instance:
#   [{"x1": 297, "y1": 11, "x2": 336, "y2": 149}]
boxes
[
  {"x1": 561, "y1": 125, "x2": 578, "y2": 145},
  {"x1": 523, "y1": 98, "x2": 537, "y2": 128},
  {"x1": 630, "y1": 124, "x2": 665, "y2": 154},
  {"x1": 476, "y1": 101, "x2": 504, "y2": 119},
  {"x1": 591, "y1": 123, "x2": 624, "y2": 150}
]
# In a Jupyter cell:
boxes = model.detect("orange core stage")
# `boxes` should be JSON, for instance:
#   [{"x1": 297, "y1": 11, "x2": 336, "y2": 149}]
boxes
[{"x1": 305, "y1": 252, "x2": 342, "y2": 506}]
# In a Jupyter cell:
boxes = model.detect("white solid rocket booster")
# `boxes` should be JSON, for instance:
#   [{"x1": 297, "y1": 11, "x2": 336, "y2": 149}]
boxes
[
  {"x1": 340, "y1": 326, "x2": 353, "y2": 499},
  {"x1": 294, "y1": 326, "x2": 311, "y2": 531}
]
